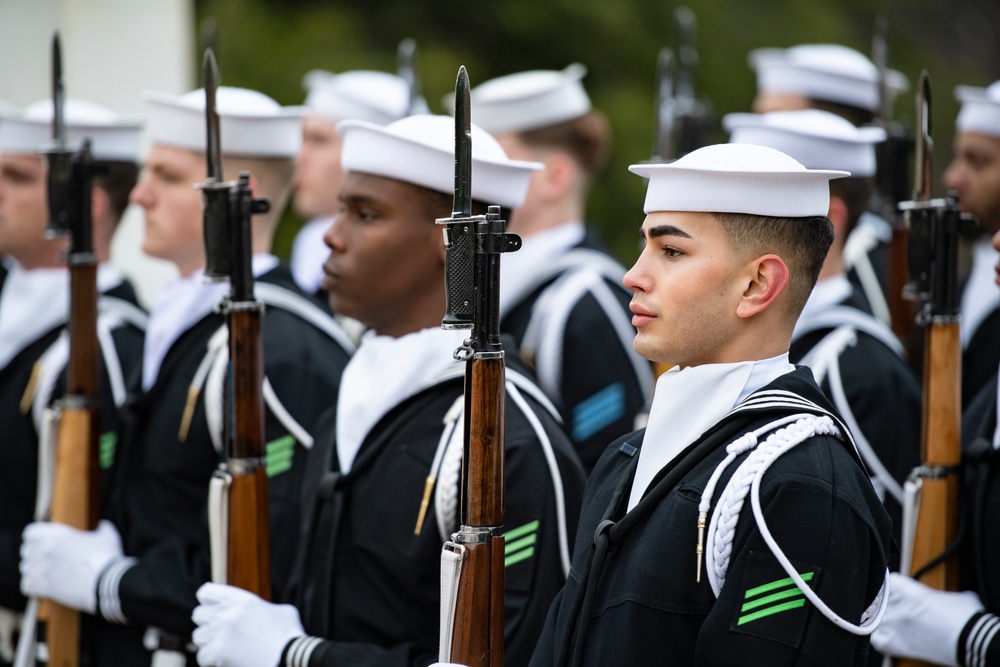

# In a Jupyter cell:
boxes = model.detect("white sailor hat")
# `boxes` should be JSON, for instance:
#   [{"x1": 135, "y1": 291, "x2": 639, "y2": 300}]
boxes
[
  {"x1": 143, "y1": 86, "x2": 305, "y2": 158},
  {"x1": 955, "y1": 81, "x2": 1000, "y2": 138},
  {"x1": 338, "y1": 114, "x2": 542, "y2": 209},
  {"x1": 447, "y1": 63, "x2": 592, "y2": 134},
  {"x1": 303, "y1": 69, "x2": 427, "y2": 126},
  {"x1": 629, "y1": 143, "x2": 848, "y2": 217},
  {"x1": 723, "y1": 110, "x2": 885, "y2": 177},
  {"x1": 0, "y1": 98, "x2": 142, "y2": 162},
  {"x1": 749, "y1": 44, "x2": 908, "y2": 113}
]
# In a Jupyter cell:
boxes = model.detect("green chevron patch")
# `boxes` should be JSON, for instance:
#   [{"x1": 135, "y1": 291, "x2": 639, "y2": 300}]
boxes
[
  {"x1": 99, "y1": 431, "x2": 117, "y2": 470},
  {"x1": 504, "y1": 520, "x2": 539, "y2": 567},
  {"x1": 265, "y1": 435, "x2": 296, "y2": 478},
  {"x1": 738, "y1": 571, "x2": 814, "y2": 625}
]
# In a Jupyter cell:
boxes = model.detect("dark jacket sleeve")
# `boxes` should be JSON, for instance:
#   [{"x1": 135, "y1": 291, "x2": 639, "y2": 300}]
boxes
[{"x1": 694, "y1": 440, "x2": 890, "y2": 667}]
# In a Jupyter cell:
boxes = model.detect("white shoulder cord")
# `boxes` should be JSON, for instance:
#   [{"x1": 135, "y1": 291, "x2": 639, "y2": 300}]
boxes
[
  {"x1": 842, "y1": 217, "x2": 892, "y2": 327},
  {"x1": 700, "y1": 413, "x2": 889, "y2": 635},
  {"x1": 429, "y1": 373, "x2": 572, "y2": 578},
  {"x1": 800, "y1": 325, "x2": 905, "y2": 505}
]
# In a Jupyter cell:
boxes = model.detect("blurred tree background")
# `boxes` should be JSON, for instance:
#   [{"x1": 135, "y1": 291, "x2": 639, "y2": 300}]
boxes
[{"x1": 195, "y1": 0, "x2": 1000, "y2": 265}]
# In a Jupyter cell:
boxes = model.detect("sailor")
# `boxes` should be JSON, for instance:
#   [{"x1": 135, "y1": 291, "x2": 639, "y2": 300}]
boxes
[
  {"x1": 19, "y1": 86, "x2": 353, "y2": 665},
  {"x1": 725, "y1": 108, "x2": 921, "y2": 546},
  {"x1": 943, "y1": 81, "x2": 1000, "y2": 407},
  {"x1": 290, "y1": 68, "x2": 424, "y2": 297},
  {"x1": 189, "y1": 113, "x2": 586, "y2": 667},
  {"x1": 748, "y1": 43, "x2": 909, "y2": 327},
  {"x1": 526, "y1": 143, "x2": 891, "y2": 666},
  {"x1": 0, "y1": 98, "x2": 146, "y2": 664},
  {"x1": 458, "y1": 64, "x2": 654, "y2": 470}
]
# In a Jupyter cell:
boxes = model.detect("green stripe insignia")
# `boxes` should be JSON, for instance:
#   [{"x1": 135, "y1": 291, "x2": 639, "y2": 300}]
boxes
[
  {"x1": 99, "y1": 432, "x2": 117, "y2": 470},
  {"x1": 504, "y1": 520, "x2": 539, "y2": 568},
  {"x1": 265, "y1": 435, "x2": 296, "y2": 478},
  {"x1": 737, "y1": 572, "x2": 814, "y2": 626}
]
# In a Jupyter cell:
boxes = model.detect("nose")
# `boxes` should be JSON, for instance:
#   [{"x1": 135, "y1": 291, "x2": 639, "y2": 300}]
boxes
[
  {"x1": 942, "y1": 159, "x2": 964, "y2": 193},
  {"x1": 623, "y1": 251, "x2": 650, "y2": 293},
  {"x1": 323, "y1": 213, "x2": 344, "y2": 252},
  {"x1": 129, "y1": 174, "x2": 152, "y2": 209}
]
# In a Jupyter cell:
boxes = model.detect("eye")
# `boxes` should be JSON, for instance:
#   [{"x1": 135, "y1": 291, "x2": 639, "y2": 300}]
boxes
[
  {"x1": 357, "y1": 208, "x2": 380, "y2": 222},
  {"x1": 662, "y1": 246, "x2": 683, "y2": 259}
]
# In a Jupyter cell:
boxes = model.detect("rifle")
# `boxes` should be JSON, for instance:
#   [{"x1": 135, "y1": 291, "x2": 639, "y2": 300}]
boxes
[
  {"x1": 895, "y1": 71, "x2": 976, "y2": 667},
  {"x1": 437, "y1": 66, "x2": 521, "y2": 667},
  {"x1": 650, "y1": 6, "x2": 710, "y2": 163},
  {"x1": 30, "y1": 32, "x2": 103, "y2": 667},
  {"x1": 198, "y1": 48, "x2": 273, "y2": 599},
  {"x1": 872, "y1": 17, "x2": 917, "y2": 347}
]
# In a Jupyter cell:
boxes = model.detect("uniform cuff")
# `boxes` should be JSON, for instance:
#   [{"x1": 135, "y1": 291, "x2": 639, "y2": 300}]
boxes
[
  {"x1": 96, "y1": 556, "x2": 137, "y2": 624},
  {"x1": 281, "y1": 636, "x2": 324, "y2": 667},
  {"x1": 960, "y1": 611, "x2": 1000, "y2": 667}
]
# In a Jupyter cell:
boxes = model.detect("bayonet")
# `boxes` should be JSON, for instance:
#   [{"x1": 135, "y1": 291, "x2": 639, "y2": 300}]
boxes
[
  {"x1": 651, "y1": 48, "x2": 674, "y2": 162},
  {"x1": 199, "y1": 48, "x2": 232, "y2": 282},
  {"x1": 397, "y1": 38, "x2": 422, "y2": 116}
]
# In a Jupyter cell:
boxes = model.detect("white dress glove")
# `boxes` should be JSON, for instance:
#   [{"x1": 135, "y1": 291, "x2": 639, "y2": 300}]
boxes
[
  {"x1": 192, "y1": 582, "x2": 305, "y2": 667},
  {"x1": 19, "y1": 520, "x2": 124, "y2": 614},
  {"x1": 872, "y1": 572, "x2": 985, "y2": 667}
]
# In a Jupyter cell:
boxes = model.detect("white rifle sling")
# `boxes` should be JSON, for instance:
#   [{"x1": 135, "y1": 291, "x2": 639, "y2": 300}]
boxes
[
  {"x1": 799, "y1": 324, "x2": 905, "y2": 504},
  {"x1": 439, "y1": 542, "x2": 466, "y2": 662},
  {"x1": 208, "y1": 471, "x2": 232, "y2": 584}
]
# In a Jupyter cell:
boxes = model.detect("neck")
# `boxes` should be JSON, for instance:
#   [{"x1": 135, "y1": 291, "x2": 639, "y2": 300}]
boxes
[
  {"x1": 510, "y1": 196, "x2": 584, "y2": 238},
  {"x1": 816, "y1": 244, "x2": 845, "y2": 283}
]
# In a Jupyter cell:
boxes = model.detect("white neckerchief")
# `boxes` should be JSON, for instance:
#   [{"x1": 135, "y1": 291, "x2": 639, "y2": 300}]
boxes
[
  {"x1": 0, "y1": 262, "x2": 126, "y2": 369},
  {"x1": 499, "y1": 221, "x2": 585, "y2": 318},
  {"x1": 627, "y1": 353, "x2": 795, "y2": 511},
  {"x1": 142, "y1": 254, "x2": 279, "y2": 390},
  {"x1": 961, "y1": 238, "x2": 1000, "y2": 349},
  {"x1": 290, "y1": 217, "x2": 333, "y2": 294},
  {"x1": 336, "y1": 326, "x2": 466, "y2": 474}
]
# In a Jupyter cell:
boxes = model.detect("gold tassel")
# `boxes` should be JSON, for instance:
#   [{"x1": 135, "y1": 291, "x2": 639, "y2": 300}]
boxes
[
  {"x1": 178, "y1": 385, "x2": 201, "y2": 442},
  {"x1": 413, "y1": 475, "x2": 437, "y2": 535},
  {"x1": 20, "y1": 362, "x2": 43, "y2": 415}
]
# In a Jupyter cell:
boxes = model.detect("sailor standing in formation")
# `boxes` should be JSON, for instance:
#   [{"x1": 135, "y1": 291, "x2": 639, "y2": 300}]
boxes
[
  {"x1": 465, "y1": 65, "x2": 654, "y2": 470},
  {"x1": 189, "y1": 113, "x2": 586, "y2": 667},
  {"x1": 18, "y1": 85, "x2": 353, "y2": 665},
  {"x1": 0, "y1": 99, "x2": 146, "y2": 664}
]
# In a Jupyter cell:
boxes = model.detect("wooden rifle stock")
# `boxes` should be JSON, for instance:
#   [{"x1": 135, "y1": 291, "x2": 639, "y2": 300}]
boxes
[
  {"x1": 43, "y1": 265, "x2": 101, "y2": 667},
  {"x1": 448, "y1": 358, "x2": 506, "y2": 667},
  {"x1": 221, "y1": 302, "x2": 271, "y2": 599}
]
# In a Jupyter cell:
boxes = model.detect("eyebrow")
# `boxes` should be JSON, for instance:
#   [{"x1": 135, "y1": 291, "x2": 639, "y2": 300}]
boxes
[{"x1": 643, "y1": 224, "x2": 692, "y2": 240}]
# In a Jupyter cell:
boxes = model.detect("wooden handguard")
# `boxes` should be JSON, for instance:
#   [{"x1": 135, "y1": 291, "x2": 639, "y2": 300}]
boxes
[
  {"x1": 223, "y1": 305, "x2": 271, "y2": 600},
  {"x1": 448, "y1": 357, "x2": 506, "y2": 667}
]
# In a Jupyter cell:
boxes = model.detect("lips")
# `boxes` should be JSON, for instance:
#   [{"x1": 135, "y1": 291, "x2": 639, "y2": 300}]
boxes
[{"x1": 629, "y1": 302, "x2": 656, "y2": 327}]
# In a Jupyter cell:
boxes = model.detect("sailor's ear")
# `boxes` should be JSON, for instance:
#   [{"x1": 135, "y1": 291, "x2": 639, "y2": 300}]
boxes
[{"x1": 736, "y1": 253, "x2": 788, "y2": 319}]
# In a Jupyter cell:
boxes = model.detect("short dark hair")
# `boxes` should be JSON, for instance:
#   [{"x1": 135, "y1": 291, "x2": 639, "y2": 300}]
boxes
[
  {"x1": 515, "y1": 110, "x2": 611, "y2": 183},
  {"x1": 713, "y1": 211, "x2": 834, "y2": 316},
  {"x1": 829, "y1": 177, "x2": 873, "y2": 238},
  {"x1": 93, "y1": 160, "x2": 139, "y2": 225}
]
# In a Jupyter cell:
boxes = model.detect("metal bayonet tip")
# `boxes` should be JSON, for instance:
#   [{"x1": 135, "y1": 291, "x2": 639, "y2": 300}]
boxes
[
  {"x1": 51, "y1": 32, "x2": 65, "y2": 143},
  {"x1": 203, "y1": 48, "x2": 223, "y2": 182}
]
